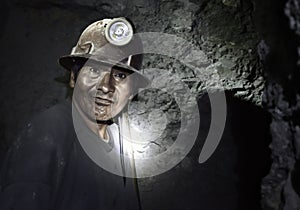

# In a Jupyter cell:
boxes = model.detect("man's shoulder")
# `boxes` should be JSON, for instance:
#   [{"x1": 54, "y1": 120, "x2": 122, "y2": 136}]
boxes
[
  {"x1": 15, "y1": 100, "x2": 74, "y2": 150},
  {"x1": 1, "y1": 100, "x2": 75, "y2": 188},
  {"x1": 30, "y1": 100, "x2": 72, "y2": 129}
]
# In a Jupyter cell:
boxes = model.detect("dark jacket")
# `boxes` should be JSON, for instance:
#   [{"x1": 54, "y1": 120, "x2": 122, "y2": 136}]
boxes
[{"x1": 0, "y1": 100, "x2": 139, "y2": 210}]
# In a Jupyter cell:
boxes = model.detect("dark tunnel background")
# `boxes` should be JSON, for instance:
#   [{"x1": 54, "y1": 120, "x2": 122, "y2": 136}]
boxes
[
  {"x1": 0, "y1": 0, "x2": 300, "y2": 209},
  {"x1": 136, "y1": 92, "x2": 271, "y2": 210}
]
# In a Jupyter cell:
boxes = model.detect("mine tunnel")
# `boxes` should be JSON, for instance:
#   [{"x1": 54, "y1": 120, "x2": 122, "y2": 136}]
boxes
[{"x1": 0, "y1": 0, "x2": 299, "y2": 209}]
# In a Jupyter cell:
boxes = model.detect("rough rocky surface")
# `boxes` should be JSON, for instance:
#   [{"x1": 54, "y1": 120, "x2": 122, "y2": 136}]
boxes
[
  {"x1": 254, "y1": 0, "x2": 300, "y2": 209},
  {"x1": 121, "y1": 0, "x2": 265, "y2": 177},
  {"x1": 127, "y1": 0, "x2": 264, "y2": 105}
]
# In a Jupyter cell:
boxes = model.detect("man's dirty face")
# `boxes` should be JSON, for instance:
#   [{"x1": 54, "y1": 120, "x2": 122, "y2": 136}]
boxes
[{"x1": 73, "y1": 62, "x2": 133, "y2": 122}]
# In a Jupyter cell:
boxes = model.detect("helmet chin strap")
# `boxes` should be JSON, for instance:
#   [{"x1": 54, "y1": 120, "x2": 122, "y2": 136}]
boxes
[
  {"x1": 118, "y1": 115, "x2": 126, "y2": 185},
  {"x1": 119, "y1": 112, "x2": 142, "y2": 210}
]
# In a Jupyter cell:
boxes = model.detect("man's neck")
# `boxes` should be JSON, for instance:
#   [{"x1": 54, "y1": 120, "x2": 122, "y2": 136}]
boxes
[{"x1": 97, "y1": 124, "x2": 109, "y2": 142}]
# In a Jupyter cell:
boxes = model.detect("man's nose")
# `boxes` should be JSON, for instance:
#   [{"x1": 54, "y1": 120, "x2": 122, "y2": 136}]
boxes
[{"x1": 97, "y1": 72, "x2": 115, "y2": 93}]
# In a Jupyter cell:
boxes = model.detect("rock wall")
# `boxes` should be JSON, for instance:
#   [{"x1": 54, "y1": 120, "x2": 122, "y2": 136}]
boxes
[{"x1": 254, "y1": 0, "x2": 300, "y2": 209}]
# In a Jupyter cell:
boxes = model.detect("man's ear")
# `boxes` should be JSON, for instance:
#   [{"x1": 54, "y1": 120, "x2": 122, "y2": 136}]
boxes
[{"x1": 69, "y1": 71, "x2": 75, "y2": 88}]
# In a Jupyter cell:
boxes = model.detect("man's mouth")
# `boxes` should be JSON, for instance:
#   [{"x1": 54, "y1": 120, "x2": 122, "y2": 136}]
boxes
[{"x1": 94, "y1": 97, "x2": 113, "y2": 106}]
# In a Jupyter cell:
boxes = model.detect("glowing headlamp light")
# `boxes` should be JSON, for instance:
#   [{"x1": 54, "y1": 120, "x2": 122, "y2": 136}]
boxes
[{"x1": 105, "y1": 18, "x2": 133, "y2": 46}]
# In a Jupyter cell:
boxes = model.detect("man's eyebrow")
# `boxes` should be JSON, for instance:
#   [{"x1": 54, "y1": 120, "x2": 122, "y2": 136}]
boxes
[
  {"x1": 111, "y1": 65, "x2": 133, "y2": 74},
  {"x1": 85, "y1": 60, "x2": 133, "y2": 74},
  {"x1": 111, "y1": 66, "x2": 133, "y2": 74}
]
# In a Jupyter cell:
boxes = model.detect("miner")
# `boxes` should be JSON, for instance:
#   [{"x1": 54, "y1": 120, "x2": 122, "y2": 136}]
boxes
[{"x1": 0, "y1": 17, "x2": 148, "y2": 210}]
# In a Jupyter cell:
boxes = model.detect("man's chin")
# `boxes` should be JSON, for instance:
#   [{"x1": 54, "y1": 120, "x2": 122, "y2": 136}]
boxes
[{"x1": 94, "y1": 112, "x2": 115, "y2": 123}]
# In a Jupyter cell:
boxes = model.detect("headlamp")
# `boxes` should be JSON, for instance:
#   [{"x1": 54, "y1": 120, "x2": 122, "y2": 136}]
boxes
[{"x1": 105, "y1": 18, "x2": 134, "y2": 46}]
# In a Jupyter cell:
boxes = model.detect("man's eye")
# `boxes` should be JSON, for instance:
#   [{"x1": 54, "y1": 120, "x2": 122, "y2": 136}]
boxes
[
  {"x1": 113, "y1": 72, "x2": 127, "y2": 79},
  {"x1": 89, "y1": 68, "x2": 100, "y2": 74}
]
